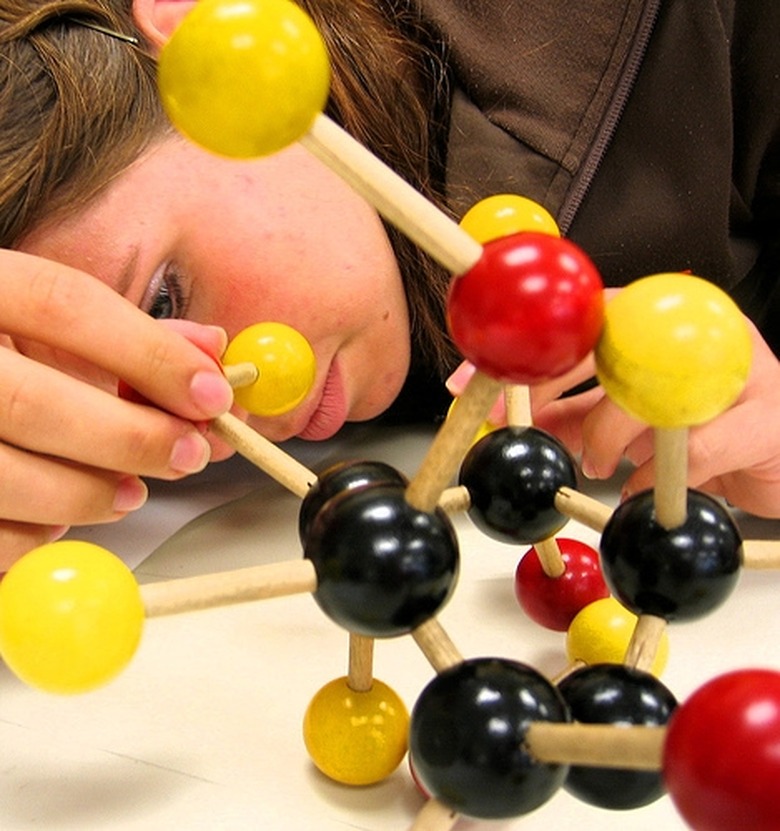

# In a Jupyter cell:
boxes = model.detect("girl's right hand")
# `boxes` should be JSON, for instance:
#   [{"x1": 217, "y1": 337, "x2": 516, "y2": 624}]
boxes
[{"x1": 0, "y1": 250, "x2": 234, "y2": 571}]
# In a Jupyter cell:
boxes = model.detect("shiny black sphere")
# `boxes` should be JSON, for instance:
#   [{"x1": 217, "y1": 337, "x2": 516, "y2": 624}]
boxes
[
  {"x1": 298, "y1": 459, "x2": 407, "y2": 544},
  {"x1": 558, "y1": 664, "x2": 677, "y2": 809},
  {"x1": 459, "y1": 426, "x2": 577, "y2": 544},
  {"x1": 600, "y1": 489, "x2": 742, "y2": 620},
  {"x1": 304, "y1": 484, "x2": 459, "y2": 637},
  {"x1": 410, "y1": 658, "x2": 569, "y2": 818}
]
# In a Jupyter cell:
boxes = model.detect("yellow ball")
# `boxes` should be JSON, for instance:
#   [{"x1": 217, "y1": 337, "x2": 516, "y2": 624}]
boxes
[
  {"x1": 158, "y1": 0, "x2": 330, "y2": 158},
  {"x1": 0, "y1": 541, "x2": 144, "y2": 694},
  {"x1": 223, "y1": 322, "x2": 316, "y2": 416},
  {"x1": 303, "y1": 676, "x2": 409, "y2": 785},
  {"x1": 595, "y1": 273, "x2": 752, "y2": 427},
  {"x1": 459, "y1": 194, "x2": 560, "y2": 243},
  {"x1": 566, "y1": 597, "x2": 669, "y2": 677}
]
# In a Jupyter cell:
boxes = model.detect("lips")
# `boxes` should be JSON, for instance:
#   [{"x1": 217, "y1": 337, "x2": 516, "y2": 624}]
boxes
[{"x1": 297, "y1": 359, "x2": 349, "y2": 441}]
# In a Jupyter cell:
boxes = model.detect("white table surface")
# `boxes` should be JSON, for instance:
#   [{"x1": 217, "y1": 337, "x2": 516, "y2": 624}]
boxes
[{"x1": 1, "y1": 424, "x2": 778, "y2": 831}]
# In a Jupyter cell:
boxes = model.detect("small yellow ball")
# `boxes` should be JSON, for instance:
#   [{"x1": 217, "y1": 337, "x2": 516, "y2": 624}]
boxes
[
  {"x1": 223, "y1": 322, "x2": 316, "y2": 416},
  {"x1": 303, "y1": 676, "x2": 409, "y2": 785},
  {"x1": 566, "y1": 597, "x2": 669, "y2": 677},
  {"x1": 459, "y1": 194, "x2": 560, "y2": 243},
  {"x1": 158, "y1": 0, "x2": 330, "y2": 158},
  {"x1": 0, "y1": 541, "x2": 144, "y2": 694},
  {"x1": 595, "y1": 273, "x2": 752, "y2": 427}
]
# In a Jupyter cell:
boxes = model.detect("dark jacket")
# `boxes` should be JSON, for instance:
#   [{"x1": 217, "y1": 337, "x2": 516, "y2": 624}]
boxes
[{"x1": 416, "y1": 0, "x2": 780, "y2": 354}]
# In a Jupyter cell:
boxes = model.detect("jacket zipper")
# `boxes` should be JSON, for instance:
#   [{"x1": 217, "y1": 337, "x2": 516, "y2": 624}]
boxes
[{"x1": 557, "y1": 0, "x2": 663, "y2": 235}]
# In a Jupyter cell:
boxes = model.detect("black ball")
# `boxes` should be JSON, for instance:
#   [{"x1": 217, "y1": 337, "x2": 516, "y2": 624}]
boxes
[
  {"x1": 557, "y1": 664, "x2": 677, "y2": 810},
  {"x1": 459, "y1": 426, "x2": 578, "y2": 544},
  {"x1": 298, "y1": 459, "x2": 407, "y2": 544},
  {"x1": 600, "y1": 489, "x2": 742, "y2": 620},
  {"x1": 410, "y1": 657, "x2": 569, "y2": 819},
  {"x1": 304, "y1": 484, "x2": 459, "y2": 637}
]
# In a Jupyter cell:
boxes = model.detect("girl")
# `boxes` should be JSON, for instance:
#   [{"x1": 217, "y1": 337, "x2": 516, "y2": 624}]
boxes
[{"x1": 0, "y1": 0, "x2": 777, "y2": 570}]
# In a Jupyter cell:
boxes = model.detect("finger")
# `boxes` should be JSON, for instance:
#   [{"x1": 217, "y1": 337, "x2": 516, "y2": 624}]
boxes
[
  {"x1": 0, "y1": 348, "x2": 212, "y2": 478},
  {"x1": 532, "y1": 386, "x2": 606, "y2": 454},
  {"x1": 685, "y1": 402, "x2": 778, "y2": 491},
  {"x1": 531, "y1": 353, "x2": 598, "y2": 409},
  {"x1": 159, "y1": 320, "x2": 228, "y2": 361},
  {"x1": 1, "y1": 251, "x2": 232, "y2": 419},
  {"x1": 0, "y1": 521, "x2": 69, "y2": 573},
  {"x1": 0, "y1": 443, "x2": 148, "y2": 526},
  {"x1": 579, "y1": 395, "x2": 646, "y2": 479}
]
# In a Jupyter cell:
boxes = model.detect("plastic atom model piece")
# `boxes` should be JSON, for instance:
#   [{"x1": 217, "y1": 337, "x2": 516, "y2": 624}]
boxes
[{"x1": 1, "y1": 2, "x2": 779, "y2": 830}]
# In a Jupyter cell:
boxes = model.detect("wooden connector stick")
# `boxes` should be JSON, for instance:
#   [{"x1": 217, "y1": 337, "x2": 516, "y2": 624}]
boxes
[
  {"x1": 504, "y1": 384, "x2": 532, "y2": 427},
  {"x1": 224, "y1": 362, "x2": 259, "y2": 389},
  {"x1": 408, "y1": 798, "x2": 460, "y2": 831},
  {"x1": 653, "y1": 427, "x2": 689, "y2": 529},
  {"x1": 405, "y1": 371, "x2": 503, "y2": 513},
  {"x1": 211, "y1": 411, "x2": 316, "y2": 499},
  {"x1": 141, "y1": 559, "x2": 318, "y2": 618},
  {"x1": 437, "y1": 485, "x2": 471, "y2": 515},
  {"x1": 554, "y1": 486, "x2": 613, "y2": 532},
  {"x1": 412, "y1": 618, "x2": 464, "y2": 674},
  {"x1": 534, "y1": 535, "x2": 566, "y2": 579},
  {"x1": 525, "y1": 722, "x2": 665, "y2": 771},
  {"x1": 347, "y1": 633, "x2": 375, "y2": 693},
  {"x1": 742, "y1": 539, "x2": 780, "y2": 570},
  {"x1": 301, "y1": 114, "x2": 483, "y2": 276},
  {"x1": 624, "y1": 614, "x2": 667, "y2": 673}
]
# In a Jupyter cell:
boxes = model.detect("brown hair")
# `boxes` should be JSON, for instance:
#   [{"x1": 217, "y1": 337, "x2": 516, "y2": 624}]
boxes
[{"x1": 0, "y1": 0, "x2": 457, "y2": 376}]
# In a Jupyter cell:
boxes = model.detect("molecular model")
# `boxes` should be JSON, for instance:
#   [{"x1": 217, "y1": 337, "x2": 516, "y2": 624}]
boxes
[{"x1": 1, "y1": 2, "x2": 779, "y2": 830}]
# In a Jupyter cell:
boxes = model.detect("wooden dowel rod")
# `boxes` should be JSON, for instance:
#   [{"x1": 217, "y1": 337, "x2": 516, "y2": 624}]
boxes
[
  {"x1": 141, "y1": 559, "x2": 318, "y2": 617},
  {"x1": 408, "y1": 798, "x2": 460, "y2": 831},
  {"x1": 347, "y1": 633, "x2": 375, "y2": 693},
  {"x1": 211, "y1": 411, "x2": 316, "y2": 498},
  {"x1": 554, "y1": 487, "x2": 613, "y2": 532},
  {"x1": 624, "y1": 614, "x2": 667, "y2": 673},
  {"x1": 412, "y1": 618, "x2": 464, "y2": 674},
  {"x1": 301, "y1": 114, "x2": 483, "y2": 276},
  {"x1": 437, "y1": 485, "x2": 471, "y2": 515},
  {"x1": 653, "y1": 427, "x2": 689, "y2": 529},
  {"x1": 742, "y1": 539, "x2": 780, "y2": 570},
  {"x1": 534, "y1": 535, "x2": 566, "y2": 579},
  {"x1": 525, "y1": 722, "x2": 665, "y2": 770},
  {"x1": 406, "y1": 371, "x2": 503, "y2": 513},
  {"x1": 224, "y1": 362, "x2": 259, "y2": 389},
  {"x1": 504, "y1": 384, "x2": 532, "y2": 427}
]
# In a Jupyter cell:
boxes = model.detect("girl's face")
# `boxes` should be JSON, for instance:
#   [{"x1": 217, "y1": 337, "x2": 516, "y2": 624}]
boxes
[{"x1": 20, "y1": 136, "x2": 411, "y2": 443}]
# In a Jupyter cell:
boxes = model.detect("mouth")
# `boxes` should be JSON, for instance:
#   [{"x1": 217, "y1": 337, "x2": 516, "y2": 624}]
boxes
[{"x1": 297, "y1": 359, "x2": 349, "y2": 441}]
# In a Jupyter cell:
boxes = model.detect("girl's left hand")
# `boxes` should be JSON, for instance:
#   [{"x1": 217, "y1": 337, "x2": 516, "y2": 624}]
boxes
[{"x1": 447, "y1": 316, "x2": 780, "y2": 519}]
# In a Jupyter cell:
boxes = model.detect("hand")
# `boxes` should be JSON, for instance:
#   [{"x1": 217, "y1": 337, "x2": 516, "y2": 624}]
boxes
[
  {"x1": 447, "y1": 317, "x2": 780, "y2": 519},
  {"x1": 0, "y1": 250, "x2": 234, "y2": 570}
]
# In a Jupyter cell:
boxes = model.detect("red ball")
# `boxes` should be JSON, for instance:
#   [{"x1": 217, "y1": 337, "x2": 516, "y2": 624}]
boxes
[
  {"x1": 663, "y1": 669, "x2": 780, "y2": 830},
  {"x1": 514, "y1": 538, "x2": 609, "y2": 631},
  {"x1": 447, "y1": 232, "x2": 604, "y2": 383}
]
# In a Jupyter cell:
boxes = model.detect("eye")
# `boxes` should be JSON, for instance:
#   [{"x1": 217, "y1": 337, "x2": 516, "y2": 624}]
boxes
[{"x1": 143, "y1": 262, "x2": 190, "y2": 320}]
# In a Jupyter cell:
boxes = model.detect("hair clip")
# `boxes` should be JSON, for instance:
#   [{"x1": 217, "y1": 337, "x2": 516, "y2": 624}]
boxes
[{"x1": 70, "y1": 18, "x2": 140, "y2": 45}]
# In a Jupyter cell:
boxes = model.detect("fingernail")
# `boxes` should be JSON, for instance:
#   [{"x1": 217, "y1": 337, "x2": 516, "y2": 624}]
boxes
[
  {"x1": 170, "y1": 432, "x2": 212, "y2": 474},
  {"x1": 581, "y1": 458, "x2": 597, "y2": 480},
  {"x1": 190, "y1": 370, "x2": 233, "y2": 416},
  {"x1": 114, "y1": 477, "x2": 149, "y2": 513},
  {"x1": 207, "y1": 325, "x2": 229, "y2": 357},
  {"x1": 48, "y1": 525, "x2": 70, "y2": 542}
]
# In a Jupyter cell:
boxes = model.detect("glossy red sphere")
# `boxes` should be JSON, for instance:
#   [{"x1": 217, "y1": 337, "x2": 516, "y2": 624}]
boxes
[
  {"x1": 447, "y1": 232, "x2": 604, "y2": 383},
  {"x1": 664, "y1": 669, "x2": 780, "y2": 830},
  {"x1": 514, "y1": 538, "x2": 609, "y2": 631}
]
